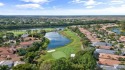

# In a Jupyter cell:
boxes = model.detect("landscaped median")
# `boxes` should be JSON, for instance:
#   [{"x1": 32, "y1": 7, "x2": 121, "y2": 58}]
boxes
[{"x1": 38, "y1": 29, "x2": 82, "y2": 61}]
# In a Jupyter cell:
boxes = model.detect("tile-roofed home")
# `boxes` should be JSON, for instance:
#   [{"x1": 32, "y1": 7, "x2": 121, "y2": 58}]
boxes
[
  {"x1": 98, "y1": 58, "x2": 121, "y2": 66},
  {"x1": 119, "y1": 36, "x2": 125, "y2": 42},
  {"x1": 0, "y1": 47, "x2": 13, "y2": 55},
  {"x1": 79, "y1": 28, "x2": 100, "y2": 42},
  {"x1": 23, "y1": 37, "x2": 35, "y2": 41},
  {"x1": 99, "y1": 53, "x2": 125, "y2": 60},
  {"x1": 20, "y1": 41, "x2": 33, "y2": 48},
  {"x1": 0, "y1": 47, "x2": 21, "y2": 61},
  {"x1": 96, "y1": 46, "x2": 112, "y2": 50}
]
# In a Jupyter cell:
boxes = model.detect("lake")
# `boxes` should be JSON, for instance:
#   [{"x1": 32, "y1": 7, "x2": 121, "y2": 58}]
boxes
[{"x1": 45, "y1": 32, "x2": 71, "y2": 49}]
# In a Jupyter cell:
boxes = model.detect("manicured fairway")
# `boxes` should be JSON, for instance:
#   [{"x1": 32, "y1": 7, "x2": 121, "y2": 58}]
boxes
[{"x1": 52, "y1": 51, "x2": 66, "y2": 59}]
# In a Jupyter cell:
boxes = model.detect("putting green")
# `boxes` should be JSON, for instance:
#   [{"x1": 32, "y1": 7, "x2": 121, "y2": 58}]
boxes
[{"x1": 52, "y1": 51, "x2": 66, "y2": 59}]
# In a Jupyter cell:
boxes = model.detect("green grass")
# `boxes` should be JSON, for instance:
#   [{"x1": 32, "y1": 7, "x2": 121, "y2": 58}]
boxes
[
  {"x1": 6, "y1": 28, "x2": 55, "y2": 36},
  {"x1": 52, "y1": 51, "x2": 66, "y2": 59},
  {"x1": 7, "y1": 30, "x2": 26, "y2": 36},
  {"x1": 38, "y1": 29, "x2": 82, "y2": 61}
]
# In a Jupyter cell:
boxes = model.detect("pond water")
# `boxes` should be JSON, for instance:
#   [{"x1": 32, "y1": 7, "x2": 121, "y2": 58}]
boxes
[
  {"x1": 45, "y1": 32, "x2": 71, "y2": 49},
  {"x1": 111, "y1": 28, "x2": 125, "y2": 35}
]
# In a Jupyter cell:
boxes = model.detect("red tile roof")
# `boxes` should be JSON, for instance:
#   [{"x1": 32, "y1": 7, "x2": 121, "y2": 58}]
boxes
[
  {"x1": 98, "y1": 58, "x2": 121, "y2": 66},
  {"x1": 20, "y1": 41, "x2": 33, "y2": 46},
  {"x1": 79, "y1": 28, "x2": 100, "y2": 42},
  {"x1": 119, "y1": 36, "x2": 125, "y2": 42},
  {"x1": 99, "y1": 53, "x2": 125, "y2": 60}
]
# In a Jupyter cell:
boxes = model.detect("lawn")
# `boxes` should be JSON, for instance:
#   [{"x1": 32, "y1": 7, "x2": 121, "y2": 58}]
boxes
[
  {"x1": 7, "y1": 30, "x2": 26, "y2": 36},
  {"x1": 52, "y1": 51, "x2": 66, "y2": 59},
  {"x1": 6, "y1": 28, "x2": 56, "y2": 36},
  {"x1": 38, "y1": 29, "x2": 82, "y2": 61}
]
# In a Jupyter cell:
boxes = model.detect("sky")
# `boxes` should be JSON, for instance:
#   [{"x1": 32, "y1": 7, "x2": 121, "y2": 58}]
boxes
[{"x1": 0, "y1": 0, "x2": 125, "y2": 15}]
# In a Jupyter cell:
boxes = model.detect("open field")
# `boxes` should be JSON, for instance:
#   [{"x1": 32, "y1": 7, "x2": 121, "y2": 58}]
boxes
[
  {"x1": 7, "y1": 30, "x2": 26, "y2": 35},
  {"x1": 38, "y1": 29, "x2": 82, "y2": 61},
  {"x1": 6, "y1": 28, "x2": 56, "y2": 35}
]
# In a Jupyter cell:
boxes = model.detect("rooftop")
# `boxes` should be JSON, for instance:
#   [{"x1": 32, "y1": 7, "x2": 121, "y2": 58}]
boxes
[
  {"x1": 21, "y1": 34, "x2": 29, "y2": 38},
  {"x1": 99, "y1": 53, "x2": 125, "y2": 60},
  {"x1": 95, "y1": 49, "x2": 116, "y2": 54},
  {"x1": 92, "y1": 42, "x2": 112, "y2": 47},
  {"x1": 98, "y1": 58, "x2": 121, "y2": 66},
  {"x1": 119, "y1": 36, "x2": 125, "y2": 42}
]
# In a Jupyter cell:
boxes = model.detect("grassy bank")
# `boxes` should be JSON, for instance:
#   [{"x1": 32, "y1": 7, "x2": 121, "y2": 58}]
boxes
[{"x1": 38, "y1": 29, "x2": 82, "y2": 61}]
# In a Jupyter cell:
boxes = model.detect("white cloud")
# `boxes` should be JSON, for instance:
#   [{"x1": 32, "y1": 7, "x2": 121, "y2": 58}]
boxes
[
  {"x1": 71, "y1": 0, "x2": 85, "y2": 3},
  {"x1": 0, "y1": 2, "x2": 4, "y2": 6},
  {"x1": 111, "y1": 0, "x2": 124, "y2": 4},
  {"x1": 86, "y1": 5, "x2": 94, "y2": 8},
  {"x1": 21, "y1": 0, "x2": 49, "y2": 3},
  {"x1": 16, "y1": 4, "x2": 42, "y2": 9},
  {"x1": 71, "y1": 0, "x2": 103, "y2": 8},
  {"x1": 84, "y1": 0, "x2": 103, "y2": 6},
  {"x1": 85, "y1": 0, "x2": 95, "y2": 6},
  {"x1": 109, "y1": 0, "x2": 125, "y2": 5}
]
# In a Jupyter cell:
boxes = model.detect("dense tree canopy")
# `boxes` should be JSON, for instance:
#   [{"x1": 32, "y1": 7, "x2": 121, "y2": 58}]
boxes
[
  {"x1": 12, "y1": 63, "x2": 38, "y2": 70},
  {"x1": 0, "y1": 16, "x2": 117, "y2": 29}
]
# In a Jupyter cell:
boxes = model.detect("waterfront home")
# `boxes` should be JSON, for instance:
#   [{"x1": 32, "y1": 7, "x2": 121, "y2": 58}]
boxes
[{"x1": 19, "y1": 40, "x2": 41, "y2": 48}]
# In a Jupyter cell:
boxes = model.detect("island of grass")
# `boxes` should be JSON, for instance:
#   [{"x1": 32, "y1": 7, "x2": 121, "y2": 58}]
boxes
[{"x1": 38, "y1": 29, "x2": 82, "y2": 61}]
